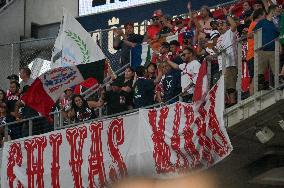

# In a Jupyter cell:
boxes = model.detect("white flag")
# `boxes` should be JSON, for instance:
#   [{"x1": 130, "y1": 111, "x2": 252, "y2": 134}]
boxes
[{"x1": 51, "y1": 9, "x2": 105, "y2": 69}]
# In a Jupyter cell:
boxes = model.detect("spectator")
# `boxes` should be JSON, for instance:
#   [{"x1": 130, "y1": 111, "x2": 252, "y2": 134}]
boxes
[
  {"x1": 19, "y1": 67, "x2": 34, "y2": 91},
  {"x1": 169, "y1": 40, "x2": 183, "y2": 65},
  {"x1": 146, "y1": 11, "x2": 164, "y2": 51},
  {"x1": 6, "y1": 74, "x2": 19, "y2": 96},
  {"x1": 13, "y1": 86, "x2": 52, "y2": 137},
  {"x1": 152, "y1": 42, "x2": 170, "y2": 64},
  {"x1": 157, "y1": 15, "x2": 174, "y2": 38},
  {"x1": 133, "y1": 66, "x2": 155, "y2": 108},
  {"x1": 58, "y1": 88, "x2": 74, "y2": 125},
  {"x1": 169, "y1": 40, "x2": 180, "y2": 58},
  {"x1": 205, "y1": 27, "x2": 220, "y2": 85},
  {"x1": 6, "y1": 81, "x2": 20, "y2": 115},
  {"x1": 7, "y1": 74, "x2": 19, "y2": 84},
  {"x1": 68, "y1": 94, "x2": 98, "y2": 123},
  {"x1": 253, "y1": 0, "x2": 266, "y2": 11},
  {"x1": 167, "y1": 47, "x2": 201, "y2": 102},
  {"x1": 246, "y1": 8, "x2": 266, "y2": 95},
  {"x1": 216, "y1": 9, "x2": 238, "y2": 106},
  {"x1": 0, "y1": 89, "x2": 6, "y2": 104},
  {"x1": 113, "y1": 22, "x2": 144, "y2": 67},
  {"x1": 271, "y1": 4, "x2": 283, "y2": 30},
  {"x1": 253, "y1": 4, "x2": 280, "y2": 89},
  {"x1": 197, "y1": 6, "x2": 214, "y2": 40},
  {"x1": 60, "y1": 88, "x2": 73, "y2": 111},
  {"x1": 146, "y1": 63, "x2": 157, "y2": 80},
  {"x1": 107, "y1": 66, "x2": 135, "y2": 111},
  {"x1": 98, "y1": 79, "x2": 130, "y2": 115},
  {"x1": 160, "y1": 62, "x2": 182, "y2": 103},
  {"x1": 0, "y1": 103, "x2": 15, "y2": 144},
  {"x1": 241, "y1": 1, "x2": 253, "y2": 20}
]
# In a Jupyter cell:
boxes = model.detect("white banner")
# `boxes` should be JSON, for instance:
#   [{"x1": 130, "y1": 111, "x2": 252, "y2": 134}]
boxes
[
  {"x1": 39, "y1": 66, "x2": 84, "y2": 102},
  {"x1": 1, "y1": 77, "x2": 232, "y2": 188},
  {"x1": 51, "y1": 9, "x2": 105, "y2": 69}
]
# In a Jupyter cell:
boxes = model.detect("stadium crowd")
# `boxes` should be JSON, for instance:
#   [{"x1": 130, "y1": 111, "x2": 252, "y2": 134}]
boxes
[{"x1": 0, "y1": 0, "x2": 283, "y2": 145}]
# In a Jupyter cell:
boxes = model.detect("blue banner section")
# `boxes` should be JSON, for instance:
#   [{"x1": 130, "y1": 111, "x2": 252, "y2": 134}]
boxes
[{"x1": 77, "y1": 0, "x2": 232, "y2": 32}]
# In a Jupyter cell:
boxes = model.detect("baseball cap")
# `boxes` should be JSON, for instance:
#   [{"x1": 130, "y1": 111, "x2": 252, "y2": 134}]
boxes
[
  {"x1": 210, "y1": 30, "x2": 220, "y2": 40},
  {"x1": 7, "y1": 74, "x2": 19, "y2": 81}
]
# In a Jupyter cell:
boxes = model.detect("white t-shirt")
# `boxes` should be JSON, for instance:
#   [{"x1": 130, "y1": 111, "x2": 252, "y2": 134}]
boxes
[
  {"x1": 179, "y1": 60, "x2": 201, "y2": 94},
  {"x1": 216, "y1": 29, "x2": 237, "y2": 71}
]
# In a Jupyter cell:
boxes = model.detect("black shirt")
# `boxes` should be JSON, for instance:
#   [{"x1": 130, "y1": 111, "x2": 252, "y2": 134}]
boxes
[
  {"x1": 0, "y1": 115, "x2": 14, "y2": 125},
  {"x1": 75, "y1": 106, "x2": 96, "y2": 123},
  {"x1": 6, "y1": 94, "x2": 20, "y2": 113},
  {"x1": 133, "y1": 77, "x2": 155, "y2": 108},
  {"x1": 104, "y1": 90, "x2": 129, "y2": 115},
  {"x1": 114, "y1": 33, "x2": 144, "y2": 66},
  {"x1": 116, "y1": 76, "x2": 134, "y2": 107}
]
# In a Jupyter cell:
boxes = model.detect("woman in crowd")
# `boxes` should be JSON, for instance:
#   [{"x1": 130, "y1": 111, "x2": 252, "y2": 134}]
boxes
[
  {"x1": 68, "y1": 95, "x2": 98, "y2": 123},
  {"x1": 0, "y1": 103, "x2": 16, "y2": 144}
]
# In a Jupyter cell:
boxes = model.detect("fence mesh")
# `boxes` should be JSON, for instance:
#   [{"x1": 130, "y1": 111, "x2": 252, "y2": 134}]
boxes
[{"x1": 0, "y1": 38, "x2": 55, "y2": 89}]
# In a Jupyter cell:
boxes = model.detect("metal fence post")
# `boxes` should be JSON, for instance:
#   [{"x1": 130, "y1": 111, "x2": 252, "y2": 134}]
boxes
[
  {"x1": 253, "y1": 29, "x2": 262, "y2": 94},
  {"x1": 28, "y1": 119, "x2": 33, "y2": 136},
  {"x1": 274, "y1": 39, "x2": 280, "y2": 98},
  {"x1": 10, "y1": 43, "x2": 14, "y2": 73},
  {"x1": 237, "y1": 40, "x2": 242, "y2": 102},
  {"x1": 4, "y1": 125, "x2": 9, "y2": 142},
  {"x1": 99, "y1": 107, "x2": 103, "y2": 118},
  {"x1": 221, "y1": 52, "x2": 226, "y2": 76},
  {"x1": 207, "y1": 60, "x2": 211, "y2": 88},
  {"x1": 59, "y1": 111, "x2": 64, "y2": 128}
]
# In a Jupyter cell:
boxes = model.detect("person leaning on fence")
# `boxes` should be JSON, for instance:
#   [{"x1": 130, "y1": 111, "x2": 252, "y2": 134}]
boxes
[
  {"x1": 133, "y1": 66, "x2": 156, "y2": 108},
  {"x1": 166, "y1": 47, "x2": 201, "y2": 103},
  {"x1": 96, "y1": 79, "x2": 130, "y2": 115},
  {"x1": 0, "y1": 102, "x2": 15, "y2": 146},
  {"x1": 113, "y1": 22, "x2": 145, "y2": 67},
  {"x1": 160, "y1": 62, "x2": 182, "y2": 104},
  {"x1": 253, "y1": 4, "x2": 280, "y2": 90},
  {"x1": 246, "y1": 8, "x2": 266, "y2": 95},
  {"x1": 13, "y1": 86, "x2": 51, "y2": 137},
  {"x1": 110, "y1": 66, "x2": 135, "y2": 110},
  {"x1": 67, "y1": 94, "x2": 98, "y2": 123},
  {"x1": 216, "y1": 8, "x2": 238, "y2": 107}
]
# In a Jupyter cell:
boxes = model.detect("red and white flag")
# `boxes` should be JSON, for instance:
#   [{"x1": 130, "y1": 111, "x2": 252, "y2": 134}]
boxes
[{"x1": 193, "y1": 61, "x2": 208, "y2": 102}]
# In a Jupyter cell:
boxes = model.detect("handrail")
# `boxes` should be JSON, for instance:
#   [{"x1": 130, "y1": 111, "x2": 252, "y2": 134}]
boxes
[{"x1": 0, "y1": 0, "x2": 16, "y2": 15}]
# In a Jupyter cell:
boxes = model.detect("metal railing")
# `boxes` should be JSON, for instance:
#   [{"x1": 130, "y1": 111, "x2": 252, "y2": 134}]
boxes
[{"x1": 0, "y1": 0, "x2": 15, "y2": 14}]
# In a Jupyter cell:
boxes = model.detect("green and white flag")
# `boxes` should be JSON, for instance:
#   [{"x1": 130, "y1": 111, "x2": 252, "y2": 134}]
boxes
[{"x1": 51, "y1": 9, "x2": 105, "y2": 68}]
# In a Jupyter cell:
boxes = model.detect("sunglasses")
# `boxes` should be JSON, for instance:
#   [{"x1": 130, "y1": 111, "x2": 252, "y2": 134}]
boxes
[{"x1": 152, "y1": 17, "x2": 160, "y2": 21}]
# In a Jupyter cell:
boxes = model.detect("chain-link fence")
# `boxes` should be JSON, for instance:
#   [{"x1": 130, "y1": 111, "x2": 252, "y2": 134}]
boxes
[{"x1": 0, "y1": 38, "x2": 55, "y2": 90}]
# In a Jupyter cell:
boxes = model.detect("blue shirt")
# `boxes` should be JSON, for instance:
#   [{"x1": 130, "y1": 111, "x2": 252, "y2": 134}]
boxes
[
  {"x1": 133, "y1": 78, "x2": 155, "y2": 108},
  {"x1": 254, "y1": 19, "x2": 279, "y2": 51},
  {"x1": 162, "y1": 69, "x2": 181, "y2": 103}
]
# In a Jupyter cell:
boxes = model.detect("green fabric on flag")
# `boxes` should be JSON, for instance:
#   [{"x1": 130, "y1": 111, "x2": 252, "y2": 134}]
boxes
[
  {"x1": 280, "y1": 13, "x2": 284, "y2": 45},
  {"x1": 141, "y1": 43, "x2": 152, "y2": 67},
  {"x1": 144, "y1": 45, "x2": 152, "y2": 68}
]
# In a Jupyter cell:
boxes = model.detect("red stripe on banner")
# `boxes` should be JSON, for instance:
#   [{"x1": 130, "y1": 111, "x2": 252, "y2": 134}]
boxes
[
  {"x1": 193, "y1": 61, "x2": 208, "y2": 102},
  {"x1": 74, "y1": 77, "x2": 99, "y2": 95},
  {"x1": 21, "y1": 78, "x2": 55, "y2": 118}
]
